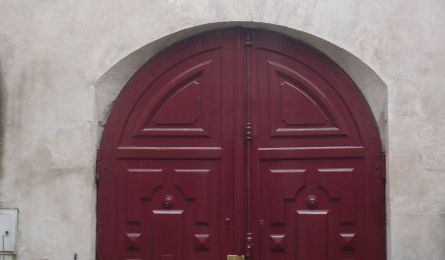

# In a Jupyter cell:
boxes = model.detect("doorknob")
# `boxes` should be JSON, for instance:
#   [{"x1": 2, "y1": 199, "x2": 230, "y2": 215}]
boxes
[{"x1": 227, "y1": 255, "x2": 245, "y2": 260}]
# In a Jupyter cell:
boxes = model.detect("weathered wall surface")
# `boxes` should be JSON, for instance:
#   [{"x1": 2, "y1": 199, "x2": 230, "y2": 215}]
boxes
[{"x1": 0, "y1": 1, "x2": 444, "y2": 259}]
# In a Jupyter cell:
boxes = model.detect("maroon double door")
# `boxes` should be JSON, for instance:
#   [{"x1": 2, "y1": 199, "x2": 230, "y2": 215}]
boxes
[{"x1": 97, "y1": 29, "x2": 386, "y2": 260}]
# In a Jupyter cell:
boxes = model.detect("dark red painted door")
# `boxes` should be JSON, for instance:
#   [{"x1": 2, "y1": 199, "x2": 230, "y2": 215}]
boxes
[{"x1": 97, "y1": 29, "x2": 385, "y2": 260}]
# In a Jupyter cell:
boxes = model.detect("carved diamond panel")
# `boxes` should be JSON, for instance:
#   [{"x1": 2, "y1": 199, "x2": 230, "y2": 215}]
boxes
[
  {"x1": 270, "y1": 234, "x2": 286, "y2": 252},
  {"x1": 194, "y1": 234, "x2": 210, "y2": 251},
  {"x1": 339, "y1": 233, "x2": 356, "y2": 251},
  {"x1": 126, "y1": 233, "x2": 142, "y2": 250}
]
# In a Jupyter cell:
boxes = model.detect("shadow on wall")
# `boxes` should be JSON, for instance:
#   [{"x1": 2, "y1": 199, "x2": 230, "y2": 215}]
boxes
[{"x1": 94, "y1": 21, "x2": 388, "y2": 151}]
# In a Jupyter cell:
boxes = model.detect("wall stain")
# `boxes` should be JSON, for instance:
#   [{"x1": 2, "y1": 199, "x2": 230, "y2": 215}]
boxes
[
  {"x1": 0, "y1": 63, "x2": 4, "y2": 206},
  {"x1": 0, "y1": 32, "x2": 14, "y2": 206}
]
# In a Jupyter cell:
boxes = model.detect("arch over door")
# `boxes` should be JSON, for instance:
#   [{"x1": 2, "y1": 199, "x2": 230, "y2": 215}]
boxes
[{"x1": 97, "y1": 29, "x2": 385, "y2": 260}]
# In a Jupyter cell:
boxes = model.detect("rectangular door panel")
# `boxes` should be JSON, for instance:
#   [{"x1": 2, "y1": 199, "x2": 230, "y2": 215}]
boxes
[
  {"x1": 254, "y1": 158, "x2": 366, "y2": 260},
  {"x1": 121, "y1": 159, "x2": 230, "y2": 260}
]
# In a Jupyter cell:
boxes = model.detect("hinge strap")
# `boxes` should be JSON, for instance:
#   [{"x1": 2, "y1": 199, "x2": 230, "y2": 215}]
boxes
[{"x1": 96, "y1": 149, "x2": 106, "y2": 184}]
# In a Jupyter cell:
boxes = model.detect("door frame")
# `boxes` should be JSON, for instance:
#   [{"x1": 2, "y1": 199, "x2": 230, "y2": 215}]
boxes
[{"x1": 96, "y1": 27, "x2": 386, "y2": 259}]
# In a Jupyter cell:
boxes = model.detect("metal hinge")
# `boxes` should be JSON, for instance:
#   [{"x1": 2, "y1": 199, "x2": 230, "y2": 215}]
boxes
[
  {"x1": 245, "y1": 29, "x2": 253, "y2": 47},
  {"x1": 245, "y1": 232, "x2": 253, "y2": 259},
  {"x1": 375, "y1": 151, "x2": 386, "y2": 182},
  {"x1": 381, "y1": 151, "x2": 386, "y2": 181},
  {"x1": 245, "y1": 122, "x2": 253, "y2": 141},
  {"x1": 95, "y1": 171, "x2": 101, "y2": 185},
  {"x1": 96, "y1": 149, "x2": 106, "y2": 185}
]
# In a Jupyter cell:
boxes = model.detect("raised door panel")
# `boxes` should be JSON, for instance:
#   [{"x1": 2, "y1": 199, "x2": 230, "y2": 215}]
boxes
[
  {"x1": 120, "y1": 48, "x2": 225, "y2": 148},
  {"x1": 257, "y1": 159, "x2": 365, "y2": 260},
  {"x1": 146, "y1": 80, "x2": 206, "y2": 135},
  {"x1": 122, "y1": 160, "x2": 222, "y2": 260},
  {"x1": 254, "y1": 45, "x2": 361, "y2": 148}
]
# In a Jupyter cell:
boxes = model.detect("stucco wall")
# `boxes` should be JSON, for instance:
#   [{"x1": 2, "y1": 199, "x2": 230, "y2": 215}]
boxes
[{"x1": 0, "y1": 1, "x2": 444, "y2": 259}]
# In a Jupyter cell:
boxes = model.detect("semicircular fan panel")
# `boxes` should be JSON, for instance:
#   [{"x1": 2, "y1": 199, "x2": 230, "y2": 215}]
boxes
[
  {"x1": 279, "y1": 80, "x2": 330, "y2": 126},
  {"x1": 151, "y1": 80, "x2": 202, "y2": 126},
  {"x1": 266, "y1": 60, "x2": 350, "y2": 138},
  {"x1": 124, "y1": 54, "x2": 222, "y2": 142}
]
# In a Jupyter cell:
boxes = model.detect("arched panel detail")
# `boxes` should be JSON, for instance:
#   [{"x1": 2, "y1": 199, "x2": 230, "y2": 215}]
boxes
[
  {"x1": 151, "y1": 80, "x2": 201, "y2": 126},
  {"x1": 113, "y1": 40, "x2": 228, "y2": 148},
  {"x1": 256, "y1": 48, "x2": 360, "y2": 145},
  {"x1": 130, "y1": 58, "x2": 217, "y2": 139},
  {"x1": 279, "y1": 81, "x2": 330, "y2": 126}
]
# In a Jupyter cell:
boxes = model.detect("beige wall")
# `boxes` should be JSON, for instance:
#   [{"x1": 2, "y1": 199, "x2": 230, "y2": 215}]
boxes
[{"x1": 0, "y1": 1, "x2": 444, "y2": 259}]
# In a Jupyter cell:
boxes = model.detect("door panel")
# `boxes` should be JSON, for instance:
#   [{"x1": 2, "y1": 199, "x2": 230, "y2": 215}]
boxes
[
  {"x1": 122, "y1": 49, "x2": 224, "y2": 146},
  {"x1": 249, "y1": 30, "x2": 384, "y2": 260},
  {"x1": 253, "y1": 45, "x2": 360, "y2": 147},
  {"x1": 97, "y1": 29, "x2": 386, "y2": 260},
  {"x1": 123, "y1": 160, "x2": 221, "y2": 259},
  {"x1": 98, "y1": 29, "x2": 243, "y2": 260},
  {"x1": 256, "y1": 159, "x2": 365, "y2": 259}
]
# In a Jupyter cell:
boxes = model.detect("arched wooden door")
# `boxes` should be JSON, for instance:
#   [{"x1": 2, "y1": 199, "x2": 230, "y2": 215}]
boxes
[{"x1": 97, "y1": 29, "x2": 386, "y2": 260}]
